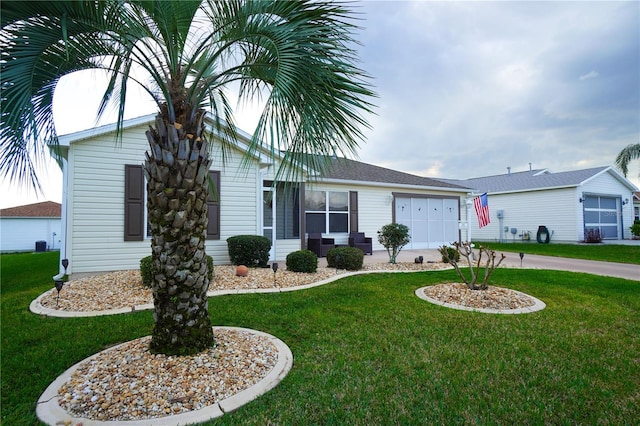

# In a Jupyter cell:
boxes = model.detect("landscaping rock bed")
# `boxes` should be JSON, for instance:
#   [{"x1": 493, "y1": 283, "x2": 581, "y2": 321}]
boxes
[
  {"x1": 57, "y1": 328, "x2": 277, "y2": 421},
  {"x1": 39, "y1": 262, "x2": 451, "y2": 312},
  {"x1": 38, "y1": 261, "x2": 542, "y2": 424},
  {"x1": 422, "y1": 283, "x2": 536, "y2": 310}
]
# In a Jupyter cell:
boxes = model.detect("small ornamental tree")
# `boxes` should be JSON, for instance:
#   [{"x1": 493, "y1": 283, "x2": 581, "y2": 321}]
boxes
[
  {"x1": 439, "y1": 242, "x2": 506, "y2": 290},
  {"x1": 377, "y1": 223, "x2": 410, "y2": 264}
]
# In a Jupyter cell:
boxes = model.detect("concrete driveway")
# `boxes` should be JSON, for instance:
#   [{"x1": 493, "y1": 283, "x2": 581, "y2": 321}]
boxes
[{"x1": 318, "y1": 247, "x2": 639, "y2": 281}]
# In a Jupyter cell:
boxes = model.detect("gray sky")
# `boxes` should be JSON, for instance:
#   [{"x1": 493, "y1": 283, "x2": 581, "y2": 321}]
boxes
[
  {"x1": 2, "y1": 0, "x2": 639, "y2": 208},
  {"x1": 355, "y1": 1, "x2": 639, "y2": 182}
]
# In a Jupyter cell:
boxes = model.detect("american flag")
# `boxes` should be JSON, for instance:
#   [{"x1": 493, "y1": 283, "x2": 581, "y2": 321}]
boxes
[{"x1": 474, "y1": 193, "x2": 490, "y2": 228}]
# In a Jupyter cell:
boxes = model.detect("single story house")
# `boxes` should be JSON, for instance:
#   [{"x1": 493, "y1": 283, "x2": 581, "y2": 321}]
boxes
[
  {"x1": 55, "y1": 114, "x2": 470, "y2": 276},
  {"x1": 441, "y1": 167, "x2": 638, "y2": 243},
  {"x1": 0, "y1": 201, "x2": 62, "y2": 252}
]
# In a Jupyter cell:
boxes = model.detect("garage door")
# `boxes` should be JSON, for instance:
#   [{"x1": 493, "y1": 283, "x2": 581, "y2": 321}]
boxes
[
  {"x1": 395, "y1": 196, "x2": 459, "y2": 249},
  {"x1": 583, "y1": 195, "x2": 620, "y2": 239}
]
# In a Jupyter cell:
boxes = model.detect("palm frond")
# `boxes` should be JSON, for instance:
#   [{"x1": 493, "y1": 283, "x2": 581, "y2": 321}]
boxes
[
  {"x1": 615, "y1": 143, "x2": 640, "y2": 178},
  {"x1": 1, "y1": 0, "x2": 376, "y2": 190}
]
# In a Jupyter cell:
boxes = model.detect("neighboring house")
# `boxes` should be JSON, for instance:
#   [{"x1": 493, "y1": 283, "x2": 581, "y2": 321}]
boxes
[
  {"x1": 442, "y1": 167, "x2": 638, "y2": 243},
  {"x1": 633, "y1": 192, "x2": 640, "y2": 222},
  {"x1": 0, "y1": 201, "x2": 62, "y2": 252},
  {"x1": 55, "y1": 114, "x2": 470, "y2": 276}
]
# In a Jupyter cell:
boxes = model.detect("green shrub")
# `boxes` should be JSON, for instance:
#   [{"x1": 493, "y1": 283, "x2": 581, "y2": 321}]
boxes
[
  {"x1": 206, "y1": 255, "x2": 214, "y2": 281},
  {"x1": 377, "y1": 223, "x2": 410, "y2": 264},
  {"x1": 140, "y1": 254, "x2": 214, "y2": 288},
  {"x1": 439, "y1": 246, "x2": 460, "y2": 263},
  {"x1": 140, "y1": 255, "x2": 154, "y2": 288},
  {"x1": 326, "y1": 246, "x2": 364, "y2": 271},
  {"x1": 630, "y1": 221, "x2": 640, "y2": 238},
  {"x1": 227, "y1": 235, "x2": 271, "y2": 267},
  {"x1": 286, "y1": 250, "x2": 318, "y2": 273}
]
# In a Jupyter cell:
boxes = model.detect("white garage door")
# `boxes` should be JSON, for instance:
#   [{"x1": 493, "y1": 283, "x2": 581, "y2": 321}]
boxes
[
  {"x1": 395, "y1": 197, "x2": 459, "y2": 249},
  {"x1": 583, "y1": 195, "x2": 620, "y2": 239}
]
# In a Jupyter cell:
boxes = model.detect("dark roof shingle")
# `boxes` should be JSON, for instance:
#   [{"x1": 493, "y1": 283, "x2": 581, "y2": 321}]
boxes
[
  {"x1": 440, "y1": 166, "x2": 612, "y2": 193},
  {"x1": 319, "y1": 157, "x2": 469, "y2": 190}
]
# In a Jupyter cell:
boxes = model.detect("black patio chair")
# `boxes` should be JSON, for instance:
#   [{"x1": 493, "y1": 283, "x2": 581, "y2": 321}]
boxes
[
  {"x1": 348, "y1": 232, "x2": 373, "y2": 255},
  {"x1": 307, "y1": 233, "x2": 335, "y2": 257}
]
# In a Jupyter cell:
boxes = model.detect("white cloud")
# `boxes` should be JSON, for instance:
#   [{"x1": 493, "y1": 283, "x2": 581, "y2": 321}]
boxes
[
  {"x1": 3, "y1": 0, "x2": 640, "y2": 206},
  {"x1": 579, "y1": 70, "x2": 600, "y2": 81}
]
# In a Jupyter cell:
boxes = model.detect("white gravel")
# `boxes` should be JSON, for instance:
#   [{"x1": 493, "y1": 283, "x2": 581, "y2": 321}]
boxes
[
  {"x1": 57, "y1": 328, "x2": 277, "y2": 421},
  {"x1": 40, "y1": 261, "x2": 537, "y2": 423},
  {"x1": 39, "y1": 262, "x2": 452, "y2": 312}
]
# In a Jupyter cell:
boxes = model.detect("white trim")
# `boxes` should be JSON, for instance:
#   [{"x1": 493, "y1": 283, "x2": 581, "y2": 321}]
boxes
[{"x1": 315, "y1": 178, "x2": 469, "y2": 193}]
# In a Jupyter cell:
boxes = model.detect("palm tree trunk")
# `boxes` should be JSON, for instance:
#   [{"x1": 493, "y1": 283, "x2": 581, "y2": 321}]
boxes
[{"x1": 144, "y1": 110, "x2": 214, "y2": 355}]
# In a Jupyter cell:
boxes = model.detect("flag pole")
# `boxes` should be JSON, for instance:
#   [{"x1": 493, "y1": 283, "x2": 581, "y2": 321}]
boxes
[{"x1": 466, "y1": 194, "x2": 477, "y2": 260}]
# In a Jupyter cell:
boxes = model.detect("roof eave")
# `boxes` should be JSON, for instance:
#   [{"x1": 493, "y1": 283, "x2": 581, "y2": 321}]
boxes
[{"x1": 314, "y1": 177, "x2": 471, "y2": 193}]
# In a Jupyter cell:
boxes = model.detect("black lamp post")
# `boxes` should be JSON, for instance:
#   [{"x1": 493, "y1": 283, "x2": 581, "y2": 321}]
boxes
[
  {"x1": 54, "y1": 258, "x2": 70, "y2": 307},
  {"x1": 54, "y1": 279, "x2": 64, "y2": 307},
  {"x1": 53, "y1": 259, "x2": 69, "y2": 307},
  {"x1": 272, "y1": 262, "x2": 279, "y2": 287}
]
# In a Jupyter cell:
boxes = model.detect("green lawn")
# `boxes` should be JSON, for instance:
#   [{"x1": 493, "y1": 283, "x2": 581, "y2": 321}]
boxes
[
  {"x1": 474, "y1": 241, "x2": 640, "y2": 264},
  {"x1": 2, "y1": 251, "x2": 639, "y2": 425}
]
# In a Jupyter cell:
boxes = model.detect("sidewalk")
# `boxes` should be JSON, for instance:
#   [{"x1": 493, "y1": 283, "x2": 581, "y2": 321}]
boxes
[{"x1": 317, "y1": 248, "x2": 639, "y2": 281}]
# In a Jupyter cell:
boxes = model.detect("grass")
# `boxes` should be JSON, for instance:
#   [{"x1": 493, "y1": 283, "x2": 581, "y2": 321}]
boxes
[
  {"x1": 2, "y1": 251, "x2": 639, "y2": 425},
  {"x1": 474, "y1": 241, "x2": 640, "y2": 264}
]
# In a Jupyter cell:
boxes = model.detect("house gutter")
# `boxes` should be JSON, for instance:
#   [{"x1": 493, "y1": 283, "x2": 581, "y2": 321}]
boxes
[
  {"x1": 53, "y1": 156, "x2": 69, "y2": 279},
  {"x1": 313, "y1": 177, "x2": 471, "y2": 193}
]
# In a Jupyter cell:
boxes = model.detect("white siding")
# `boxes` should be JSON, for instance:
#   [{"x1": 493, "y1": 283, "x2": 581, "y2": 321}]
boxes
[
  {"x1": 274, "y1": 240, "x2": 301, "y2": 262},
  {"x1": 0, "y1": 218, "x2": 61, "y2": 252},
  {"x1": 470, "y1": 188, "x2": 579, "y2": 243},
  {"x1": 67, "y1": 124, "x2": 261, "y2": 274},
  {"x1": 305, "y1": 182, "x2": 464, "y2": 250}
]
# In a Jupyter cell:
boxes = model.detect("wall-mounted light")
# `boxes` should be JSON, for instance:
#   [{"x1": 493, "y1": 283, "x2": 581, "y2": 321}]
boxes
[
  {"x1": 387, "y1": 194, "x2": 394, "y2": 205},
  {"x1": 579, "y1": 197, "x2": 584, "y2": 203},
  {"x1": 622, "y1": 198, "x2": 629, "y2": 205}
]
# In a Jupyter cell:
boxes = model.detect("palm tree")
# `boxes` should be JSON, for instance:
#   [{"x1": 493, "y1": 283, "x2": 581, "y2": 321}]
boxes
[
  {"x1": 615, "y1": 143, "x2": 640, "y2": 178},
  {"x1": 1, "y1": 0, "x2": 375, "y2": 355}
]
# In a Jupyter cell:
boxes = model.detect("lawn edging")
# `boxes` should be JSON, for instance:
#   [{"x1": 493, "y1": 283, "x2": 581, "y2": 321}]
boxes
[
  {"x1": 36, "y1": 326, "x2": 293, "y2": 426},
  {"x1": 415, "y1": 285, "x2": 546, "y2": 314},
  {"x1": 29, "y1": 268, "x2": 453, "y2": 318}
]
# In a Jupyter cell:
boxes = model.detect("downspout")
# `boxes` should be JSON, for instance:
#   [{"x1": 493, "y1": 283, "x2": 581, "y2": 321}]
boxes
[{"x1": 53, "y1": 156, "x2": 69, "y2": 280}]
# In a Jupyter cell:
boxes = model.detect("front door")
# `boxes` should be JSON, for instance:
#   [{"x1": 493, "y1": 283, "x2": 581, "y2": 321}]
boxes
[{"x1": 262, "y1": 188, "x2": 275, "y2": 260}]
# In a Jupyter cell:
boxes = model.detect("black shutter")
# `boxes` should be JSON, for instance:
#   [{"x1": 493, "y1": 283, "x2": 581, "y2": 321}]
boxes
[
  {"x1": 124, "y1": 165, "x2": 144, "y2": 241},
  {"x1": 206, "y1": 171, "x2": 221, "y2": 240},
  {"x1": 349, "y1": 191, "x2": 358, "y2": 233}
]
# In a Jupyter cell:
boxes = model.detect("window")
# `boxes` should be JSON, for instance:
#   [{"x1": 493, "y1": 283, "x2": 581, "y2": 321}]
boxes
[
  {"x1": 263, "y1": 181, "x2": 300, "y2": 240},
  {"x1": 125, "y1": 165, "x2": 220, "y2": 241},
  {"x1": 305, "y1": 190, "x2": 349, "y2": 233}
]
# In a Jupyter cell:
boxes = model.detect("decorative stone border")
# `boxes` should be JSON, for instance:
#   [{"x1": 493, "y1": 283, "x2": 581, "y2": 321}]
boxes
[
  {"x1": 415, "y1": 286, "x2": 546, "y2": 314},
  {"x1": 30, "y1": 267, "x2": 453, "y2": 318},
  {"x1": 36, "y1": 326, "x2": 293, "y2": 426}
]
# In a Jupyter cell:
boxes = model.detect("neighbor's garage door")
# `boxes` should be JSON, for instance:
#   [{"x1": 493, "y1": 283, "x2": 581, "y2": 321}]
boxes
[
  {"x1": 583, "y1": 195, "x2": 620, "y2": 239},
  {"x1": 395, "y1": 196, "x2": 459, "y2": 249}
]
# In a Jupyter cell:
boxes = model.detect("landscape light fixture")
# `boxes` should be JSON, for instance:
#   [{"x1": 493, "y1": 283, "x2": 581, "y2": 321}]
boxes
[
  {"x1": 271, "y1": 262, "x2": 278, "y2": 287},
  {"x1": 519, "y1": 252, "x2": 524, "y2": 268},
  {"x1": 54, "y1": 259, "x2": 70, "y2": 307}
]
